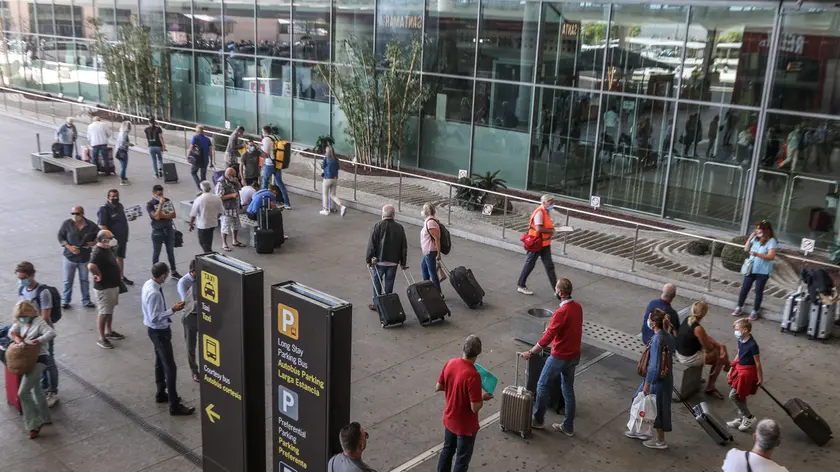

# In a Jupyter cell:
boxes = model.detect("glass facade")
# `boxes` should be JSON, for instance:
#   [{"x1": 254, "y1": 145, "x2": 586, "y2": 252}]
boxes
[{"x1": 3, "y1": 0, "x2": 840, "y2": 247}]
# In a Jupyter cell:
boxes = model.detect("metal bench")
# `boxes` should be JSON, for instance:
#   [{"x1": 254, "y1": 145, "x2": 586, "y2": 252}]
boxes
[{"x1": 31, "y1": 152, "x2": 98, "y2": 184}]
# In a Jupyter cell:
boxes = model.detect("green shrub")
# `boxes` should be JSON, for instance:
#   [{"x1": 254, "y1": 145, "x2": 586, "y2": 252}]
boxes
[
  {"x1": 721, "y1": 236, "x2": 749, "y2": 273},
  {"x1": 686, "y1": 240, "x2": 710, "y2": 256}
]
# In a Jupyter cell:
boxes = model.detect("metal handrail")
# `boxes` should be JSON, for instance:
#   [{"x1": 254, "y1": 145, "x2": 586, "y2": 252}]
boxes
[{"x1": 4, "y1": 84, "x2": 838, "y2": 276}]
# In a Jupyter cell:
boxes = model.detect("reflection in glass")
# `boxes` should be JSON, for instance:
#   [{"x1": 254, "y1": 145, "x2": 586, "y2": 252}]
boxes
[
  {"x1": 476, "y1": 0, "x2": 539, "y2": 83},
  {"x1": 166, "y1": 0, "x2": 192, "y2": 47},
  {"x1": 292, "y1": 62, "x2": 330, "y2": 144},
  {"x1": 170, "y1": 51, "x2": 195, "y2": 122},
  {"x1": 31, "y1": 0, "x2": 55, "y2": 36},
  {"x1": 376, "y1": 0, "x2": 423, "y2": 54},
  {"x1": 140, "y1": 0, "x2": 166, "y2": 40},
  {"x1": 192, "y1": 0, "x2": 222, "y2": 51},
  {"x1": 224, "y1": 0, "x2": 255, "y2": 49},
  {"x1": 473, "y1": 80, "x2": 531, "y2": 190},
  {"x1": 54, "y1": 0, "x2": 80, "y2": 38},
  {"x1": 257, "y1": 57, "x2": 291, "y2": 136},
  {"x1": 95, "y1": 0, "x2": 117, "y2": 40},
  {"x1": 537, "y1": 2, "x2": 609, "y2": 88},
  {"x1": 293, "y1": 1, "x2": 330, "y2": 61},
  {"x1": 419, "y1": 76, "x2": 472, "y2": 175},
  {"x1": 115, "y1": 0, "x2": 138, "y2": 31},
  {"x1": 256, "y1": 0, "x2": 291, "y2": 57},
  {"x1": 334, "y1": 0, "x2": 374, "y2": 62},
  {"x1": 423, "y1": 0, "x2": 477, "y2": 74},
  {"x1": 195, "y1": 52, "x2": 224, "y2": 127},
  {"x1": 226, "y1": 56, "x2": 256, "y2": 131}
]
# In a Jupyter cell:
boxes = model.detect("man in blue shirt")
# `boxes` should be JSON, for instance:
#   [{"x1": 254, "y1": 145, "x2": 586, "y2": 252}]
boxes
[
  {"x1": 176, "y1": 260, "x2": 199, "y2": 382},
  {"x1": 141, "y1": 262, "x2": 194, "y2": 416},
  {"x1": 246, "y1": 185, "x2": 281, "y2": 220},
  {"x1": 188, "y1": 125, "x2": 214, "y2": 190},
  {"x1": 641, "y1": 283, "x2": 681, "y2": 344}
]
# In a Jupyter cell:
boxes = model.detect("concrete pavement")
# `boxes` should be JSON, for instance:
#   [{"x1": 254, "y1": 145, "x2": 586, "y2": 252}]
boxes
[{"x1": 0, "y1": 114, "x2": 837, "y2": 471}]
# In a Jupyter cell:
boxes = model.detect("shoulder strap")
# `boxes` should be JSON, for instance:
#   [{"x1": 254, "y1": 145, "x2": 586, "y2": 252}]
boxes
[{"x1": 744, "y1": 451, "x2": 752, "y2": 472}]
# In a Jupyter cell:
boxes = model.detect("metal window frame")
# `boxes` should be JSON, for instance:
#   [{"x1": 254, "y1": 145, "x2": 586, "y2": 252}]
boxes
[{"x1": 586, "y1": 3, "x2": 613, "y2": 199}]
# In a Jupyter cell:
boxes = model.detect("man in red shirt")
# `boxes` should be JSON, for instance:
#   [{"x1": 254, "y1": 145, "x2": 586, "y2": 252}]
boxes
[
  {"x1": 520, "y1": 278, "x2": 583, "y2": 436},
  {"x1": 436, "y1": 335, "x2": 492, "y2": 472}
]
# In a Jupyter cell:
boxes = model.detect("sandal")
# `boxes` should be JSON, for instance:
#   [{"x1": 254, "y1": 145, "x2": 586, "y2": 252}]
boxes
[
  {"x1": 222, "y1": 246, "x2": 232, "y2": 252},
  {"x1": 233, "y1": 242, "x2": 246, "y2": 247},
  {"x1": 705, "y1": 389, "x2": 725, "y2": 400}
]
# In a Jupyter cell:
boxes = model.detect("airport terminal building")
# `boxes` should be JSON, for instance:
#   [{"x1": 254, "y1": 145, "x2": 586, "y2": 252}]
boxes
[{"x1": 2, "y1": 0, "x2": 840, "y2": 247}]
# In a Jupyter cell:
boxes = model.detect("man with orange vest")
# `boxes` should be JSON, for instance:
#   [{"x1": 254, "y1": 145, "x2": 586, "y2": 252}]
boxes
[{"x1": 517, "y1": 195, "x2": 558, "y2": 295}]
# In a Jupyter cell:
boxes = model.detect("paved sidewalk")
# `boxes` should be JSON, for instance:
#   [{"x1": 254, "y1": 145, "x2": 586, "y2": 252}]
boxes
[{"x1": 0, "y1": 113, "x2": 838, "y2": 472}]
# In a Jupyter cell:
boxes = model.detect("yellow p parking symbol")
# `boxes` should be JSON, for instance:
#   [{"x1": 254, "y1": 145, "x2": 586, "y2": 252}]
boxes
[{"x1": 277, "y1": 304, "x2": 299, "y2": 340}]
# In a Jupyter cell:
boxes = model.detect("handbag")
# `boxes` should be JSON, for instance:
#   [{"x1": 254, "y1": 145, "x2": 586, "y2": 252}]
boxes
[
  {"x1": 5, "y1": 341, "x2": 41, "y2": 375},
  {"x1": 740, "y1": 257, "x2": 753, "y2": 276},
  {"x1": 521, "y1": 233, "x2": 542, "y2": 253},
  {"x1": 174, "y1": 227, "x2": 184, "y2": 248},
  {"x1": 436, "y1": 260, "x2": 448, "y2": 282},
  {"x1": 637, "y1": 334, "x2": 670, "y2": 380},
  {"x1": 119, "y1": 280, "x2": 128, "y2": 294}
]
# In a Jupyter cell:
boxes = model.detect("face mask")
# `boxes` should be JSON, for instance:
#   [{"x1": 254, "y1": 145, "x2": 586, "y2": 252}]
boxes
[
  {"x1": 421, "y1": 210, "x2": 426, "y2": 218},
  {"x1": 648, "y1": 320, "x2": 656, "y2": 330},
  {"x1": 756, "y1": 231, "x2": 764, "y2": 238},
  {"x1": 110, "y1": 197, "x2": 119, "y2": 205},
  {"x1": 545, "y1": 204, "x2": 554, "y2": 211},
  {"x1": 108, "y1": 239, "x2": 118, "y2": 248},
  {"x1": 18, "y1": 316, "x2": 32, "y2": 324},
  {"x1": 734, "y1": 330, "x2": 743, "y2": 340},
  {"x1": 249, "y1": 146, "x2": 257, "y2": 153},
  {"x1": 155, "y1": 194, "x2": 163, "y2": 201},
  {"x1": 19, "y1": 279, "x2": 31, "y2": 288}
]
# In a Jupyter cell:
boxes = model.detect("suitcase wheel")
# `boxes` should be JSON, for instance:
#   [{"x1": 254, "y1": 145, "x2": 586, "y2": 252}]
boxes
[
  {"x1": 521, "y1": 432, "x2": 529, "y2": 439},
  {"x1": 381, "y1": 322, "x2": 386, "y2": 328},
  {"x1": 499, "y1": 425, "x2": 506, "y2": 432}
]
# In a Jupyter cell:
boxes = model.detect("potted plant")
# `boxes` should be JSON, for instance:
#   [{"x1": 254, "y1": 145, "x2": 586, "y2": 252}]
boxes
[
  {"x1": 474, "y1": 170, "x2": 512, "y2": 214},
  {"x1": 314, "y1": 135, "x2": 335, "y2": 154}
]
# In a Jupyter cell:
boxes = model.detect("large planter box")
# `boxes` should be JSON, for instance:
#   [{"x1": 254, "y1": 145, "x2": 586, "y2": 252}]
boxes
[{"x1": 510, "y1": 308, "x2": 554, "y2": 346}]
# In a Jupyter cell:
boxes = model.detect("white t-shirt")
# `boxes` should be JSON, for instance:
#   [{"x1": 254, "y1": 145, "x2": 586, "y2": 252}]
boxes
[
  {"x1": 240, "y1": 185, "x2": 257, "y2": 207},
  {"x1": 721, "y1": 449, "x2": 789, "y2": 472},
  {"x1": 190, "y1": 193, "x2": 224, "y2": 229},
  {"x1": 261, "y1": 136, "x2": 275, "y2": 166}
]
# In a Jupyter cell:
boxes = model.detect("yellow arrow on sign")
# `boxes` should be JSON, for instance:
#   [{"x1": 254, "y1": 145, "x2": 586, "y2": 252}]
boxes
[{"x1": 205, "y1": 404, "x2": 221, "y2": 424}]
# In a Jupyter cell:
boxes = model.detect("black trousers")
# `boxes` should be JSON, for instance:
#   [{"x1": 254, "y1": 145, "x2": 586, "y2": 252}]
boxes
[
  {"x1": 148, "y1": 327, "x2": 180, "y2": 410},
  {"x1": 197, "y1": 227, "x2": 214, "y2": 253},
  {"x1": 517, "y1": 245, "x2": 557, "y2": 290}
]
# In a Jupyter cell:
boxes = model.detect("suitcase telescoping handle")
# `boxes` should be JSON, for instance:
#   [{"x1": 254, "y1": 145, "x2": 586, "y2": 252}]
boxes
[
  {"x1": 759, "y1": 385, "x2": 789, "y2": 413},
  {"x1": 672, "y1": 386, "x2": 695, "y2": 415},
  {"x1": 402, "y1": 267, "x2": 416, "y2": 285},
  {"x1": 368, "y1": 265, "x2": 386, "y2": 297}
]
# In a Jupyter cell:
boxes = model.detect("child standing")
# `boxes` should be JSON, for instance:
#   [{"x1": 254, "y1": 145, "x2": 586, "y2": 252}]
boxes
[{"x1": 726, "y1": 318, "x2": 763, "y2": 432}]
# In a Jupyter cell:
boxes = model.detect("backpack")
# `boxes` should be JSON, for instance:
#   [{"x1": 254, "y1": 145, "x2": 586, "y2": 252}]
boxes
[
  {"x1": 18, "y1": 284, "x2": 62, "y2": 323},
  {"x1": 427, "y1": 218, "x2": 452, "y2": 255},
  {"x1": 268, "y1": 136, "x2": 291, "y2": 169},
  {"x1": 52, "y1": 141, "x2": 63, "y2": 158}
]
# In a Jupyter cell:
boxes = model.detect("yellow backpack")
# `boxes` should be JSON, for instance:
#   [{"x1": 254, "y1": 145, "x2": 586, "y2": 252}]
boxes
[{"x1": 268, "y1": 136, "x2": 290, "y2": 169}]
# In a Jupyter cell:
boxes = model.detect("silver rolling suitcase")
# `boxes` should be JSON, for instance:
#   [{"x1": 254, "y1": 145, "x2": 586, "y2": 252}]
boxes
[
  {"x1": 807, "y1": 303, "x2": 836, "y2": 340},
  {"x1": 499, "y1": 356, "x2": 534, "y2": 439},
  {"x1": 781, "y1": 292, "x2": 810, "y2": 335}
]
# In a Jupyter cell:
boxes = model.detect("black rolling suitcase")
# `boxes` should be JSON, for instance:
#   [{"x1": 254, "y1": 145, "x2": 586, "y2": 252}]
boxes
[
  {"x1": 369, "y1": 267, "x2": 406, "y2": 328},
  {"x1": 162, "y1": 162, "x2": 178, "y2": 183},
  {"x1": 403, "y1": 269, "x2": 449, "y2": 326},
  {"x1": 674, "y1": 388, "x2": 733, "y2": 445},
  {"x1": 254, "y1": 198, "x2": 275, "y2": 254},
  {"x1": 265, "y1": 207, "x2": 285, "y2": 247},
  {"x1": 525, "y1": 349, "x2": 564, "y2": 413},
  {"x1": 762, "y1": 386, "x2": 833, "y2": 446},
  {"x1": 442, "y1": 261, "x2": 484, "y2": 308},
  {"x1": 95, "y1": 146, "x2": 115, "y2": 175}
]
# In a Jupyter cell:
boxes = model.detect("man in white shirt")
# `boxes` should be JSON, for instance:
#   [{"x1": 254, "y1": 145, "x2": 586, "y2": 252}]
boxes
[
  {"x1": 239, "y1": 180, "x2": 259, "y2": 208},
  {"x1": 87, "y1": 117, "x2": 111, "y2": 171},
  {"x1": 721, "y1": 418, "x2": 789, "y2": 472},
  {"x1": 189, "y1": 181, "x2": 224, "y2": 253}
]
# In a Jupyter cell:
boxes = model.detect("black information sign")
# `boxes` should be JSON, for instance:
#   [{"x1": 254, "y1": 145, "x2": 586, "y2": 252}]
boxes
[
  {"x1": 196, "y1": 254, "x2": 265, "y2": 472},
  {"x1": 271, "y1": 282, "x2": 352, "y2": 472}
]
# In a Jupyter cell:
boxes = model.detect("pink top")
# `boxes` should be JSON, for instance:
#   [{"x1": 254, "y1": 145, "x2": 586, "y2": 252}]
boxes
[{"x1": 421, "y1": 217, "x2": 441, "y2": 255}]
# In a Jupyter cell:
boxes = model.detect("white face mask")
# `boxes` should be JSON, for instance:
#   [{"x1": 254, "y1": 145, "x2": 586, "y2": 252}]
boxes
[
  {"x1": 648, "y1": 320, "x2": 656, "y2": 330},
  {"x1": 421, "y1": 210, "x2": 426, "y2": 218},
  {"x1": 108, "y1": 239, "x2": 118, "y2": 248},
  {"x1": 734, "y1": 330, "x2": 743, "y2": 340},
  {"x1": 756, "y1": 231, "x2": 764, "y2": 238}
]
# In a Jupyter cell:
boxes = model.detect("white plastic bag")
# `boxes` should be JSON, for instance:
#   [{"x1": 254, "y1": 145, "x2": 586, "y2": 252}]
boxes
[{"x1": 626, "y1": 392, "x2": 658, "y2": 436}]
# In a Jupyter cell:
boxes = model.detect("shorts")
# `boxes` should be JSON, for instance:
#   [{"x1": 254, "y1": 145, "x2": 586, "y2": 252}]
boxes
[
  {"x1": 115, "y1": 238, "x2": 127, "y2": 259},
  {"x1": 675, "y1": 351, "x2": 704, "y2": 368},
  {"x1": 94, "y1": 287, "x2": 120, "y2": 315},
  {"x1": 221, "y1": 215, "x2": 241, "y2": 233}
]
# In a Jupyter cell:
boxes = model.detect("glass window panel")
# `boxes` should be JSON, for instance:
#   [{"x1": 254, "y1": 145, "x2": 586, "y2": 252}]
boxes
[
  {"x1": 140, "y1": 0, "x2": 165, "y2": 38},
  {"x1": 95, "y1": 0, "x2": 117, "y2": 40},
  {"x1": 1, "y1": 1, "x2": 20, "y2": 33},
  {"x1": 226, "y1": 56, "x2": 257, "y2": 131},
  {"x1": 256, "y1": 0, "x2": 290, "y2": 58},
  {"x1": 170, "y1": 50, "x2": 195, "y2": 122},
  {"x1": 419, "y1": 75, "x2": 472, "y2": 174},
  {"x1": 32, "y1": 0, "x2": 54, "y2": 36},
  {"x1": 193, "y1": 0, "x2": 222, "y2": 51},
  {"x1": 292, "y1": 61, "x2": 330, "y2": 144},
  {"x1": 293, "y1": 1, "x2": 329, "y2": 61},
  {"x1": 40, "y1": 38, "x2": 62, "y2": 94},
  {"x1": 53, "y1": 0, "x2": 80, "y2": 38},
  {"x1": 115, "y1": 0, "x2": 138, "y2": 31},
  {"x1": 769, "y1": 4, "x2": 840, "y2": 114},
  {"x1": 334, "y1": 0, "x2": 374, "y2": 62},
  {"x1": 375, "y1": 0, "x2": 422, "y2": 55},
  {"x1": 224, "y1": 0, "x2": 255, "y2": 49},
  {"x1": 257, "y1": 57, "x2": 291, "y2": 135},
  {"x1": 528, "y1": 88, "x2": 600, "y2": 200},
  {"x1": 423, "y1": 0, "x2": 476, "y2": 74},
  {"x1": 472, "y1": 79, "x2": 531, "y2": 189},
  {"x1": 537, "y1": 2, "x2": 609, "y2": 87},
  {"x1": 195, "y1": 52, "x2": 225, "y2": 127},
  {"x1": 606, "y1": 4, "x2": 688, "y2": 96},
  {"x1": 664, "y1": 103, "x2": 751, "y2": 230},
  {"x1": 476, "y1": 0, "x2": 539, "y2": 82},
  {"x1": 166, "y1": 0, "x2": 191, "y2": 47}
]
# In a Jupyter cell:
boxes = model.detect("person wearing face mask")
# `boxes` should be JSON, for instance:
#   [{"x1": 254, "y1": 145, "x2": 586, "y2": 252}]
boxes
[
  {"x1": 215, "y1": 168, "x2": 244, "y2": 251},
  {"x1": 142, "y1": 262, "x2": 193, "y2": 416},
  {"x1": 8, "y1": 301, "x2": 56, "y2": 439},
  {"x1": 57, "y1": 206, "x2": 99, "y2": 309},
  {"x1": 176, "y1": 260, "x2": 199, "y2": 382},
  {"x1": 147, "y1": 185, "x2": 181, "y2": 279},
  {"x1": 87, "y1": 231, "x2": 125, "y2": 349},
  {"x1": 97, "y1": 189, "x2": 133, "y2": 286},
  {"x1": 519, "y1": 278, "x2": 582, "y2": 436},
  {"x1": 727, "y1": 318, "x2": 762, "y2": 433},
  {"x1": 329, "y1": 422, "x2": 377, "y2": 472},
  {"x1": 239, "y1": 142, "x2": 262, "y2": 187},
  {"x1": 734, "y1": 221, "x2": 777, "y2": 321},
  {"x1": 517, "y1": 195, "x2": 558, "y2": 296},
  {"x1": 641, "y1": 283, "x2": 680, "y2": 344}
]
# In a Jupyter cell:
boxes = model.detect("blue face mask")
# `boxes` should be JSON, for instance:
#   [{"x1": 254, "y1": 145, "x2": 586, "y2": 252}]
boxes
[
  {"x1": 19, "y1": 316, "x2": 32, "y2": 324},
  {"x1": 19, "y1": 279, "x2": 31, "y2": 288},
  {"x1": 545, "y1": 204, "x2": 554, "y2": 211},
  {"x1": 734, "y1": 330, "x2": 743, "y2": 340}
]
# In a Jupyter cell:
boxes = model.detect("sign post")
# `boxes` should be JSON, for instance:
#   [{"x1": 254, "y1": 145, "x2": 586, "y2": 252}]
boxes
[
  {"x1": 271, "y1": 282, "x2": 352, "y2": 472},
  {"x1": 196, "y1": 254, "x2": 265, "y2": 472},
  {"x1": 801, "y1": 238, "x2": 816, "y2": 256}
]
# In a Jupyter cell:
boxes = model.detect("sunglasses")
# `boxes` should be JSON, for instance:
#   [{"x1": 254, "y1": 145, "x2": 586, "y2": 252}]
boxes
[{"x1": 71, "y1": 212, "x2": 82, "y2": 216}]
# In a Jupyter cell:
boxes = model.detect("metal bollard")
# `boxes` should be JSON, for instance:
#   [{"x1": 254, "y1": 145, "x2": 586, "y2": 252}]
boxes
[
  {"x1": 630, "y1": 225, "x2": 640, "y2": 272},
  {"x1": 313, "y1": 156, "x2": 317, "y2": 190},
  {"x1": 353, "y1": 163, "x2": 358, "y2": 201},
  {"x1": 562, "y1": 210, "x2": 570, "y2": 255},
  {"x1": 36, "y1": 133, "x2": 41, "y2": 153},
  {"x1": 447, "y1": 185, "x2": 452, "y2": 225},
  {"x1": 397, "y1": 172, "x2": 402, "y2": 211},
  {"x1": 501, "y1": 196, "x2": 508, "y2": 239},
  {"x1": 707, "y1": 241, "x2": 716, "y2": 291}
]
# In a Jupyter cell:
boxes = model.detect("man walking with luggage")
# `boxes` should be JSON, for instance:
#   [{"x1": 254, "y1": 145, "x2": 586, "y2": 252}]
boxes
[
  {"x1": 216, "y1": 168, "x2": 244, "y2": 251},
  {"x1": 189, "y1": 181, "x2": 224, "y2": 253},
  {"x1": 436, "y1": 335, "x2": 492, "y2": 472},
  {"x1": 57, "y1": 206, "x2": 98, "y2": 309},
  {"x1": 517, "y1": 195, "x2": 558, "y2": 295},
  {"x1": 641, "y1": 283, "x2": 681, "y2": 343},
  {"x1": 722, "y1": 418, "x2": 789, "y2": 472},
  {"x1": 97, "y1": 189, "x2": 133, "y2": 285},
  {"x1": 519, "y1": 278, "x2": 583, "y2": 436},
  {"x1": 147, "y1": 185, "x2": 181, "y2": 279},
  {"x1": 365, "y1": 204, "x2": 408, "y2": 311}
]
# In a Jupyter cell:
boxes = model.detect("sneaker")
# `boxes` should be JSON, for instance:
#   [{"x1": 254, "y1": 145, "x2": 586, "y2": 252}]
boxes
[
  {"x1": 120, "y1": 180, "x2": 129, "y2": 186},
  {"x1": 624, "y1": 430, "x2": 651, "y2": 440},
  {"x1": 122, "y1": 277, "x2": 134, "y2": 286},
  {"x1": 97, "y1": 339, "x2": 114, "y2": 349},
  {"x1": 283, "y1": 204, "x2": 292, "y2": 210},
  {"x1": 61, "y1": 303, "x2": 71, "y2": 309},
  {"x1": 45, "y1": 393, "x2": 59, "y2": 408},
  {"x1": 732, "y1": 306, "x2": 742, "y2": 317},
  {"x1": 192, "y1": 373, "x2": 200, "y2": 382},
  {"x1": 340, "y1": 205, "x2": 347, "y2": 217},
  {"x1": 517, "y1": 286, "x2": 534, "y2": 295},
  {"x1": 319, "y1": 209, "x2": 330, "y2": 216},
  {"x1": 170, "y1": 404, "x2": 196, "y2": 416},
  {"x1": 83, "y1": 301, "x2": 96, "y2": 308},
  {"x1": 531, "y1": 419, "x2": 545, "y2": 430},
  {"x1": 739, "y1": 416, "x2": 757, "y2": 432},
  {"x1": 105, "y1": 331, "x2": 125, "y2": 340},
  {"x1": 726, "y1": 416, "x2": 744, "y2": 429},
  {"x1": 552, "y1": 423, "x2": 574, "y2": 437},
  {"x1": 748, "y1": 311, "x2": 759, "y2": 321},
  {"x1": 171, "y1": 271, "x2": 182, "y2": 280},
  {"x1": 642, "y1": 439, "x2": 668, "y2": 450}
]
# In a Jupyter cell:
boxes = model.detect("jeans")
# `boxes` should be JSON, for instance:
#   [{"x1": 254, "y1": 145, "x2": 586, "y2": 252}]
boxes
[
  {"x1": 61, "y1": 143, "x2": 74, "y2": 158},
  {"x1": 148, "y1": 327, "x2": 180, "y2": 410},
  {"x1": 517, "y1": 245, "x2": 557, "y2": 290},
  {"x1": 92, "y1": 145, "x2": 108, "y2": 171},
  {"x1": 62, "y1": 258, "x2": 91, "y2": 304},
  {"x1": 118, "y1": 154, "x2": 128, "y2": 180},
  {"x1": 20, "y1": 362, "x2": 50, "y2": 431},
  {"x1": 149, "y1": 146, "x2": 163, "y2": 175},
  {"x1": 151, "y1": 227, "x2": 177, "y2": 272},
  {"x1": 737, "y1": 273, "x2": 770, "y2": 311},
  {"x1": 421, "y1": 251, "x2": 442, "y2": 292},
  {"x1": 262, "y1": 165, "x2": 290, "y2": 205},
  {"x1": 39, "y1": 341, "x2": 58, "y2": 395},
  {"x1": 533, "y1": 355, "x2": 580, "y2": 431},
  {"x1": 437, "y1": 428, "x2": 477, "y2": 472},
  {"x1": 182, "y1": 312, "x2": 198, "y2": 375},
  {"x1": 198, "y1": 227, "x2": 215, "y2": 253},
  {"x1": 190, "y1": 163, "x2": 208, "y2": 189},
  {"x1": 372, "y1": 265, "x2": 398, "y2": 297}
]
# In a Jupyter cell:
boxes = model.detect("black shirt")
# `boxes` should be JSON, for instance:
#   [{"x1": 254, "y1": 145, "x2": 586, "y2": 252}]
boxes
[
  {"x1": 57, "y1": 217, "x2": 99, "y2": 263},
  {"x1": 90, "y1": 245, "x2": 121, "y2": 290},
  {"x1": 144, "y1": 125, "x2": 163, "y2": 147},
  {"x1": 146, "y1": 197, "x2": 176, "y2": 231},
  {"x1": 676, "y1": 321, "x2": 702, "y2": 357},
  {"x1": 97, "y1": 202, "x2": 129, "y2": 242}
]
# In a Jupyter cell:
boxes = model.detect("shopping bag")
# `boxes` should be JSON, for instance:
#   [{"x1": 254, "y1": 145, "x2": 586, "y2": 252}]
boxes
[
  {"x1": 626, "y1": 393, "x2": 657, "y2": 436},
  {"x1": 436, "y1": 260, "x2": 448, "y2": 282}
]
